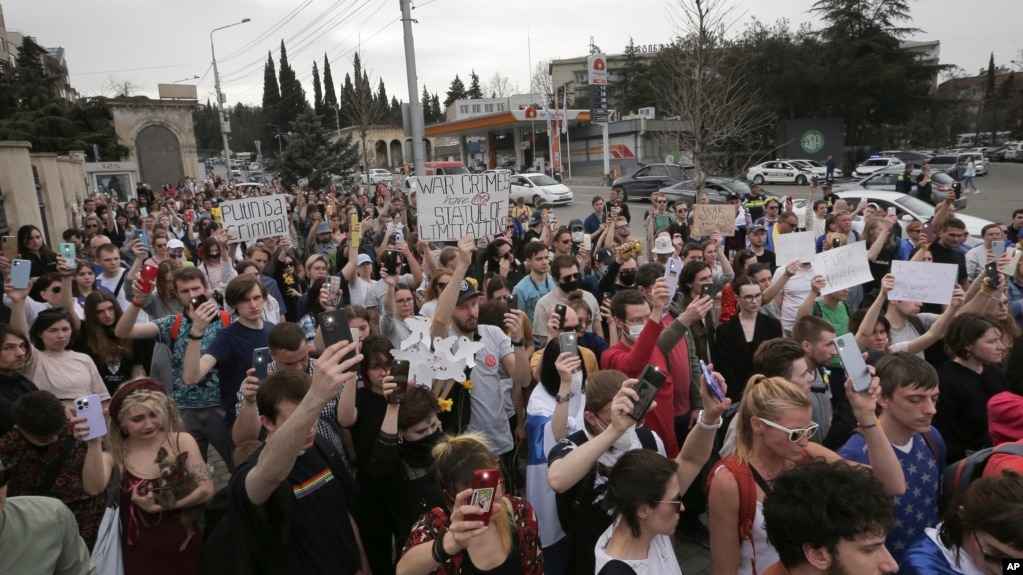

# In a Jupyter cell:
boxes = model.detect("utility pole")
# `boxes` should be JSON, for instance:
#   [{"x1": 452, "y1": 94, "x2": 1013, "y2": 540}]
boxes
[
  {"x1": 400, "y1": 0, "x2": 426, "y2": 176},
  {"x1": 210, "y1": 18, "x2": 251, "y2": 167}
]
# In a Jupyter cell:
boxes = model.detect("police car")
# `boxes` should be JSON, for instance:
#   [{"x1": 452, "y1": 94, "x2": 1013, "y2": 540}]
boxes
[{"x1": 745, "y1": 161, "x2": 816, "y2": 185}]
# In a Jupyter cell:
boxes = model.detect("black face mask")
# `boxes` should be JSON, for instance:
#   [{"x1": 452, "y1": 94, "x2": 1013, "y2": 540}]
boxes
[
  {"x1": 619, "y1": 271, "x2": 637, "y2": 286},
  {"x1": 560, "y1": 279, "x2": 581, "y2": 293},
  {"x1": 401, "y1": 429, "x2": 444, "y2": 466}
]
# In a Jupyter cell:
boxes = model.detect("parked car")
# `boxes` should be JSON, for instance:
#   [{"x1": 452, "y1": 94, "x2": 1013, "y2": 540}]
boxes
[
  {"x1": 833, "y1": 166, "x2": 966, "y2": 210},
  {"x1": 878, "y1": 150, "x2": 933, "y2": 166},
  {"x1": 611, "y1": 163, "x2": 695, "y2": 201},
  {"x1": 927, "y1": 155, "x2": 961, "y2": 179},
  {"x1": 1003, "y1": 142, "x2": 1023, "y2": 162},
  {"x1": 985, "y1": 145, "x2": 1008, "y2": 162},
  {"x1": 786, "y1": 159, "x2": 844, "y2": 180},
  {"x1": 958, "y1": 152, "x2": 987, "y2": 176},
  {"x1": 853, "y1": 157, "x2": 904, "y2": 178},
  {"x1": 361, "y1": 169, "x2": 393, "y2": 185},
  {"x1": 660, "y1": 177, "x2": 760, "y2": 204},
  {"x1": 745, "y1": 160, "x2": 816, "y2": 185},
  {"x1": 793, "y1": 190, "x2": 991, "y2": 247},
  {"x1": 510, "y1": 173, "x2": 573, "y2": 207}
]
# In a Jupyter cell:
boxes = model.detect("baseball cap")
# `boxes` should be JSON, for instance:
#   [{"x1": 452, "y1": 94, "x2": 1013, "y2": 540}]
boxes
[
  {"x1": 821, "y1": 183, "x2": 833, "y2": 190},
  {"x1": 569, "y1": 218, "x2": 585, "y2": 230},
  {"x1": 166, "y1": 239, "x2": 185, "y2": 250},
  {"x1": 357, "y1": 254, "x2": 372, "y2": 265},
  {"x1": 595, "y1": 248, "x2": 615, "y2": 265},
  {"x1": 315, "y1": 221, "x2": 331, "y2": 235},
  {"x1": 529, "y1": 211, "x2": 543, "y2": 226},
  {"x1": 652, "y1": 236, "x2": 674, "y2": 254},
  {"x1": 726, "y1": 192, "x2": 741, "y2": 201},
  {"x1": 749, "y1": 224, "x2": 767, "y2": 234},
  {"x1": 456, "y1": 279, "x2": 482, "y2": 305}
]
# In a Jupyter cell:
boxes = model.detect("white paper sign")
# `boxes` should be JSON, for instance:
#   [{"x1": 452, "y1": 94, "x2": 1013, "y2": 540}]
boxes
[
  {"x1": 889, "y1": 260, "x2": 958, "y2": 304},
  {"x1": 774, "y1": 231, "x2": 818, "y2": 264},
  {"x1": 219, "y1": 195, "x2": 289, "y2": 243},
  {"x1": 812, "y1": 241, "x2": 873, "y2": 295},
  {"x1": 413, "y1": 173, "x2": 511, "y2": 241}
]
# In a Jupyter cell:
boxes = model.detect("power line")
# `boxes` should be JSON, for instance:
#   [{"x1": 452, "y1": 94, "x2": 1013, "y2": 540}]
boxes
[
  {"x1": 220, "y1": 0, "x2": 315, "y2": 62},
  {"x1": 70, "y1": 62, "x2": 202, "y2": 77}
]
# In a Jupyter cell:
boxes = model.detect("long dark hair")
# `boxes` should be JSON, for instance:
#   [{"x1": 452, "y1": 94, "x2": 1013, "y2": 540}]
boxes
[
  {"x1": 17, "y1": 225, "x2": 55, "y2": 259},
  {"x1": 539, "y1": 338, "x2": 588, "y2": 398},
  {"x1": 83, "y1": 291, "x2": 133, "y2": 364},
  {"x1": 305, "y1": 278, "x2": 328, "y2": 324}
]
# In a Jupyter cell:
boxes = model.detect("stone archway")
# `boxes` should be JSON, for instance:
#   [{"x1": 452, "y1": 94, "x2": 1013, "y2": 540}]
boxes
[
  {"x1": 135, "y1": 124, "x2": 184, "y2": 189},
  {"x1": 374, "y1": 140, "x2": 388, "y2": 167},
  {"x1": 389, "y1": 140, "x2": 403, "y2": 168}
]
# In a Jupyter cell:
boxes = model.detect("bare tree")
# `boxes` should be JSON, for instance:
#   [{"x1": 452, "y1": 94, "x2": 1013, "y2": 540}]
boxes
[
  {"x1": 101, "y1": 76, "x2": 139, "y2": 98},
  {"x1": 651, "y1": 0, "x2": 773, "y2": 187},
  {"x1": 486, "y1": 72, "x2": 519, "y2": 98},
  {"x1": 530, "y1": 60, "x2": 553, "y2": 107}
]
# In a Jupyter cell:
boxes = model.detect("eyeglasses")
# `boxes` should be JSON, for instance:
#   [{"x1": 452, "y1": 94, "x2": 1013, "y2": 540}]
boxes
[
  {"x1": 783, "y1": 220, "x2": 798, "y2": 227},
  {"x1": 654, "y1": 496, "x2": 684, "y2": 510},
  {"x1": 501, "y1": 252, "x2": 514, "y2": 260},
  {"x1": 395, "y1": 297, "x2": 414, "y2": 305},
  {"x1": 436, "y1": 282, "x2": 448, "y2": 291},
  {"x1": 973, "y1": 531, "x2": 1013, "y2": 565},
  {"x1": 284, "y1": 261, "x2": 295, "y2": 267},
  {"x1": 741, "y1": 293, "x2": 763, "y2": 302},
  {"x1": 757, "y1": 417, "x2": 819, "y2": 442},
  {"x1": 767, "y1": 205, "x2": 779, "y2": 210},
  {"x1": 0, "y1": 464, "x2": 13, "y2": 487},
  {"x1": 655, "y1": 200, "x2": 667, "y2": 204},
  {"x1": 562, "y1": 323, "x2": 580, "y2": 332},
  {"x1": 46, "y1": 286, "x2": 61, "y2": 294},
  {"x1": 155, "y1": 243, "x2": 167, "y2": 248},
  {"x1": 559, "y1": 239, "x2": 572, "y2": 244},
  {"x1": 616, "y1": 224, "x2": 630, "y2": 230},
  {"x1": 85, "y1": 224, "x2": 99, "y2": 229},
  {"x1": 560, "y1": 273, "x2": 581, "y2": 282}
]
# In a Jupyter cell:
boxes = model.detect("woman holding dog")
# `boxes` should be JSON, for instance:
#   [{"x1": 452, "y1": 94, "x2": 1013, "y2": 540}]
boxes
[{"x1": 83, "y1": 379, "x2": 213, "y2": 574}]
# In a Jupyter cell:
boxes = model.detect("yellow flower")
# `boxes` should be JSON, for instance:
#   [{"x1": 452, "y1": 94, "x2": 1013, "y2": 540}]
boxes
[
  {"x1": 460, "y1": 379, "x2": 473, "y2": 392},
  {"x1": 283, "y1": 273, "x2": 294, "y2": 286},
  {"x1": 466, "y1": 277, "x2": 478, "y2": 290},
  {"x1": 437, "y1": 397, "x2": 453, "y2": 412}
]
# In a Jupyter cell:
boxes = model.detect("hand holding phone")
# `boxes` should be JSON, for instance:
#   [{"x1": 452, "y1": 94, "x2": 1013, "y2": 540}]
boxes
[
  {"x1": 74, "y1": 394, "x2": 108, "y2": 442},
  {"x1": 700, "y1": 360, "x2": 726, "y2": 402},
  {"x1": 630, "y1": 364, "x2": 665, "y2": 420},
  {"x1": 554, "y1": 304, "x2": 567, "y2": 329},
  {"x1": 833, "y1": 333, "x2": 871, "y2": 392},
  {"x1": 139, "y1": 264, "x2": 159, "y2": 294},
  {"x1": 463, "y1": 469, "x2": 501, "y2": 526},
  {"x1": 252, "y1": 347, "x2": 270, "y2": 380},
  {"x1": 559, "y1": 332, "x2": 578, "y2": 357},
  {"x1": 389, "y1": 359, "x2": 410, "y2": 404},
  {"x1": 320, "y1": 309, "x2": 358, "y2": 369},
  {"x1": 59, "y1": 243, "x2": 77, "y2": 270},
  {"x1": 9, "y1": 259, "x2": 31, "y2": 289}
]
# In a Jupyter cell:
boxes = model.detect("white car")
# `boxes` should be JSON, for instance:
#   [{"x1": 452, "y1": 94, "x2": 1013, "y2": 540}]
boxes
[
  {"x1": 361, "y1": 169, "x2": 393, "y2": 185},
  {"x1": 853, "y1": 157, "x2": 904, "y2": 178},
  {"x1": 788, "y1": 159, "x2": 843, "y2": 180},
  {"x1": 745, "y1": 161, "x2": 815, "y2": 185},
  {"x1": 510, "y1": 173, "x2": 573, "y2": 207}
]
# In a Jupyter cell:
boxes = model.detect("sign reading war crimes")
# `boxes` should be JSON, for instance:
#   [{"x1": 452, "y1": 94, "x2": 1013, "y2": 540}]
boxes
[
  {"x1": 692, "y1": 205, "x2": 735, "y2": 237},
  {"x1": 889, "y1": 260, "x2": 958, "y2": 305},
  {"x1": 812, "y1": 241, "x2": 872, "y2": 295},
  {"x1": 414, "y1": 173, "x2": 511, "y2": 241},
  {"x1": 219, "y1": 195, "x2": 290, "y2": 243}
]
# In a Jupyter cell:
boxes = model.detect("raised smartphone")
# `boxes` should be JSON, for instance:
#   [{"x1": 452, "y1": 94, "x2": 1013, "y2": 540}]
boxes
[
  {"x1": 833, "y1": 333, "x2": 872, "y2": 392},
  {"x1": 9, "y1": 259, "x2": 31, "y2": 289},
  {"x1": 382, "y1": 250, "x2": 401, "y2": 276},
  {"x1": 664, "y1": 257, "x2": 683, "y2": 301},
  {"x1": 140, "y1": 207, "x2": 148, "y2": 217},
  {"x1": 189, "y1": 293, "x2": 208, "y2": 311},
  {"x1": 554, "y1": 304, "x2": 567, "y2": 329},
  {"x1": 319, "y1": 309, "x2": 357, "y2": 369},
  {"x1": 389, "y1": 359, "x2": 410, "y2": 404},
  {"x1": 700, "y1": 283, "x2": 713, "y2": 298},
  {"x1": 630, "y1": 364, "x2": 665, "y2": 421},
  {"x1": 506, "y1": 294, "x2": 519, "y2": 311},
  {"x1": 700, "y1": 359, "x2": 726, "y2": 402},
  {"x1": 74, "y1": 394, "x2": 108, "y2": 442},
  {"x1": 134, "y1": 229, "x2": 149, "y2": 250},
  {"x1": 887, "y1": 207, "x2": 896, "y2": 217},
  {"x1": 327, "y1": 276, "x2": 342, "y2": 307},
  {"x1": 1, "y1": 236, "x2": 16, "y2": 261},
  {"x1": 993, "y1": 240, "x2": 1007, "y2": 258},
  {"x1": 463, "y1": 468, "x2": 501, "y2": 526},
  {"x1": 59, "y1": 243, "x2": 77, "y2": 270},
  {"x1": 832, "y1": 237, "x2": 841, "y2": 249},
  {"x1": 582, "y1": 233, "x2": 592, "y2": 251},
  {"x1": 139, "y1": 264, "x2": 159, "y2": 294},
  {"x1": 252, "y1": 347, "x2": 271, "y2": 380},
  {"x1": 559, "y1": 332, "x2": 578, "y2": 357}
]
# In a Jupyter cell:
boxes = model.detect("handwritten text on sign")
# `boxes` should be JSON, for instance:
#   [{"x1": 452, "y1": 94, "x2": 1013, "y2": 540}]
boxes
[
  {"x1": 692, "y1": 205, "x2": 736, "y2": 237},
  {"x1": 413, "y1": 173, "x2": 511, "y2": 241},
  {"x1": 889, "y1": 260, "x2": 958, "y2": 304},
  {"x1": 219, "y1": 195, "x2": 289, "y2": 243},
  {"x1": 774, "y1": 231, "x2": 818, "y2": 264},
  {"x1": 812, "y1": 241, "x2": 872, "y2": 295}
]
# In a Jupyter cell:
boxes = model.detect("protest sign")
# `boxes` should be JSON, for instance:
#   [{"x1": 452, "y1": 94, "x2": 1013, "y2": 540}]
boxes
[
  {"x1": 692, "y1": 205, "x2": 736, "y2": 237},
  {"x1": 890, "y1": 260, "x2": 958, "y2": 304},
  {"x1": 219, "y1": 195, "x2": 289, "y2": 243},
  {"x1": 414, "y1": 172, "x2": 511, "y2": 241},
  {"x1": 774, "y1": 231, "x2": 817, "y2": 264},
  {"x1": 812, "y1": 241, "x2": 872, "y2": 295}
]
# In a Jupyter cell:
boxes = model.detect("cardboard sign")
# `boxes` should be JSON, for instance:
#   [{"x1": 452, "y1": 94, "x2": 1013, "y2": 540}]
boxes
[
  {"x1": 774, "y1": 231, "x2": 817, "y2": 264},
  {"x1": 692, "y1": 205, "x2": 736, "y2": 237},
  {"x1": 413, "y1": 173, "x2": 511, "y2": 241},
  {"x1": 812, "y1": 241, "x2": 873, "y2": 295},
  {"x1": 219, "y1": 195, "x2": 289, "y2": 242},
  {"x1": 890, "y1": 260, "x2": 958, "y2": 304}
]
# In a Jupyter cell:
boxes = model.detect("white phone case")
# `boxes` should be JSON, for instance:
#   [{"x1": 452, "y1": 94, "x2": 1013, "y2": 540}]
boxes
[
  {"x1": 75, "y1": 394, "x2": 108, "y2": 441},
  {"x1": 834, "y1": 333, "x2": 871, "y2": 392},
  {"x1": 664, "y1": 257, "x2": 683, "y2": 301}
]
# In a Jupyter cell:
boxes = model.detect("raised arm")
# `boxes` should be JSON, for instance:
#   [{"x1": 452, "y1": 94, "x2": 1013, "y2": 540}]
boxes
[
  {"x1": 764, "y1": 260, "x2": 798, "y2": 306},
  {"x1": 181, "y1": 299, "x2": 221, "y2": 385},
  {"x1": 430, "y1": 236, "x2": 475, "y2": 340},
  {"x1": 113, "y1": 279, "x2": 161, "y2": 340},
  {"x1": 795, "y1": 275, "x2": 826, "y2": 320},
  {"x1": 855, "y1": 274, "x2": 892, "y2": 350},
  {"x1": 56, "y1": 258, "x2": 80, "y2": 332}
]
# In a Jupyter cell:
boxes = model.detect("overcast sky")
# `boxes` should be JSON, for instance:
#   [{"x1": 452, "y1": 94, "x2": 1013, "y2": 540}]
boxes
[{"x1": 7, "y1": 0, "x2": 1022, "y2": 109}]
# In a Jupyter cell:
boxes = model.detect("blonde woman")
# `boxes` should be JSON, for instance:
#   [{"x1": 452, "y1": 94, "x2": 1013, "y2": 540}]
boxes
[
  {"x1": 83, "y1": 379, "x2": 213, "y2": 575},
  {"x1": 707, "y1": 376, "x2": 905, "y2": 575}
]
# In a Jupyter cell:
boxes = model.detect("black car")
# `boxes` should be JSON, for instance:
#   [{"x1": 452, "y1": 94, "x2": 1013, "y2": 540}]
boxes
[
  {"x1": 660, "y1": 177, "x2": 787, "y2": 205},
  {"x1": 881, "y1": 150, "x2": 933, "y2": 167},
  {"x1": 612, "y1": 163, "x2": 696, "y2": 202}
]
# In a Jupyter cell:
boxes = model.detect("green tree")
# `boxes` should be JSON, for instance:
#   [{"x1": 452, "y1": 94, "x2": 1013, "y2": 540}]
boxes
[
  {"x1": 261, "y1": 52, "x2": 282, "y2": 155},
  {"x1": 444, "y1": 74, "x2": 466, "y2": 110},
  {"x1": 340, "y1": 73, "x2": 355, "y2": 128},
  {"x1": 269, "y1": 111, "x2": 358, "y2": 188},
  {"x1": 421, "y1": 85, "x2": 434, "y2": 123},
  {"x1": 467, "y1": 70, "x2": 483, "y2": 99},
  {"x1": 323, "y1": 54, "x2": 338, "y2": 126},
  {"x1": 12, "y1": 36, "x2": 56, "y2": 111},
  {"x1": 431, "y1": 94, "x2": 442, "y2": 121},
  {"x1": 312, "y1": 61, "x2": 324, "y2": 119},
  {"x1": 618, "y1": 38, "x2": 656, "y2": 115},
  {"x1": 277, "y1": 40, "x2": 307, "y2": 132},
  {"x1": 0, "y1": 99, "x2": 127, "y2": 159},
  {"x1": 344, "y1": 53, "x2": 388, "y2": 168}
]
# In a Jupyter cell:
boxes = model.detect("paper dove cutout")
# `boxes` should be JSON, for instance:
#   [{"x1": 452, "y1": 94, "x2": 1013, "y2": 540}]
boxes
[
  {"x1": 391, "y1": 348, "x2": 438, "y2": 388},
  {"x1": 433, "y1": 336, "x2": 459, "y2": 361},
  {"x1": 450, "y1": 336, "x2": 485, "y2": 369},
  {"x1": 400, "y1": 316, "x2": 433, "y2": 351}
]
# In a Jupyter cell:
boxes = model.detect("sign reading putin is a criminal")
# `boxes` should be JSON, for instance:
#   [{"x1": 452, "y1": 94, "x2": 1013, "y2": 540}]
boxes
[
  {"x1": 413, "y1": 172, "x2": 511, "y2": 242},
  {"x1": 219, "y1": 195, "x2": 290, "y2": 243}
]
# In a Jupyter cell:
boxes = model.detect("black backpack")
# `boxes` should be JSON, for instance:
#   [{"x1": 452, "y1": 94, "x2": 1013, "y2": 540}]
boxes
[{"x1": 939, "y1": 442, "x2": 1023, "y2": 513}]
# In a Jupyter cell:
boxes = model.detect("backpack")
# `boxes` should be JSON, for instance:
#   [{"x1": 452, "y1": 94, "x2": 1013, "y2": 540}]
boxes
[
  {"x1": 939, "y1": 442, "x2": 1023, "y2": 514},
  {"x1": 169, "y1": 311, "x2": 231, "y2": 345},
  {"x1": 704, "y1": 455, "x2": 773, "y2": 575}
]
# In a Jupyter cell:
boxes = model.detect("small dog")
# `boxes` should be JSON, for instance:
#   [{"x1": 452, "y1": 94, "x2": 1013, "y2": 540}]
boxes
[{"x1": 151, "y1": 447, "x2": 203, "y2": 551}]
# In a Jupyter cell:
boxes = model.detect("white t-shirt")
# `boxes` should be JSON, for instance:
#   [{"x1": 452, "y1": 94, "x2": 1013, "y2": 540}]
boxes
[
  {"x1": 97, "y1": 268, "x2": 149, "y2": 324},
  {"x1": 772, "y1": 264, "x2": 815, "y2": 332},
  {"x1": 594, "y1": 519, "x2": 683, "y2": 575}
]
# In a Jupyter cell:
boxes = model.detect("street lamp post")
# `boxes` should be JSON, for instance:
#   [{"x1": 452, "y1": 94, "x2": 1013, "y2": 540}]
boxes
[{"x1": 210, "y1": 18, "x2": 251, "y2": 167}]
